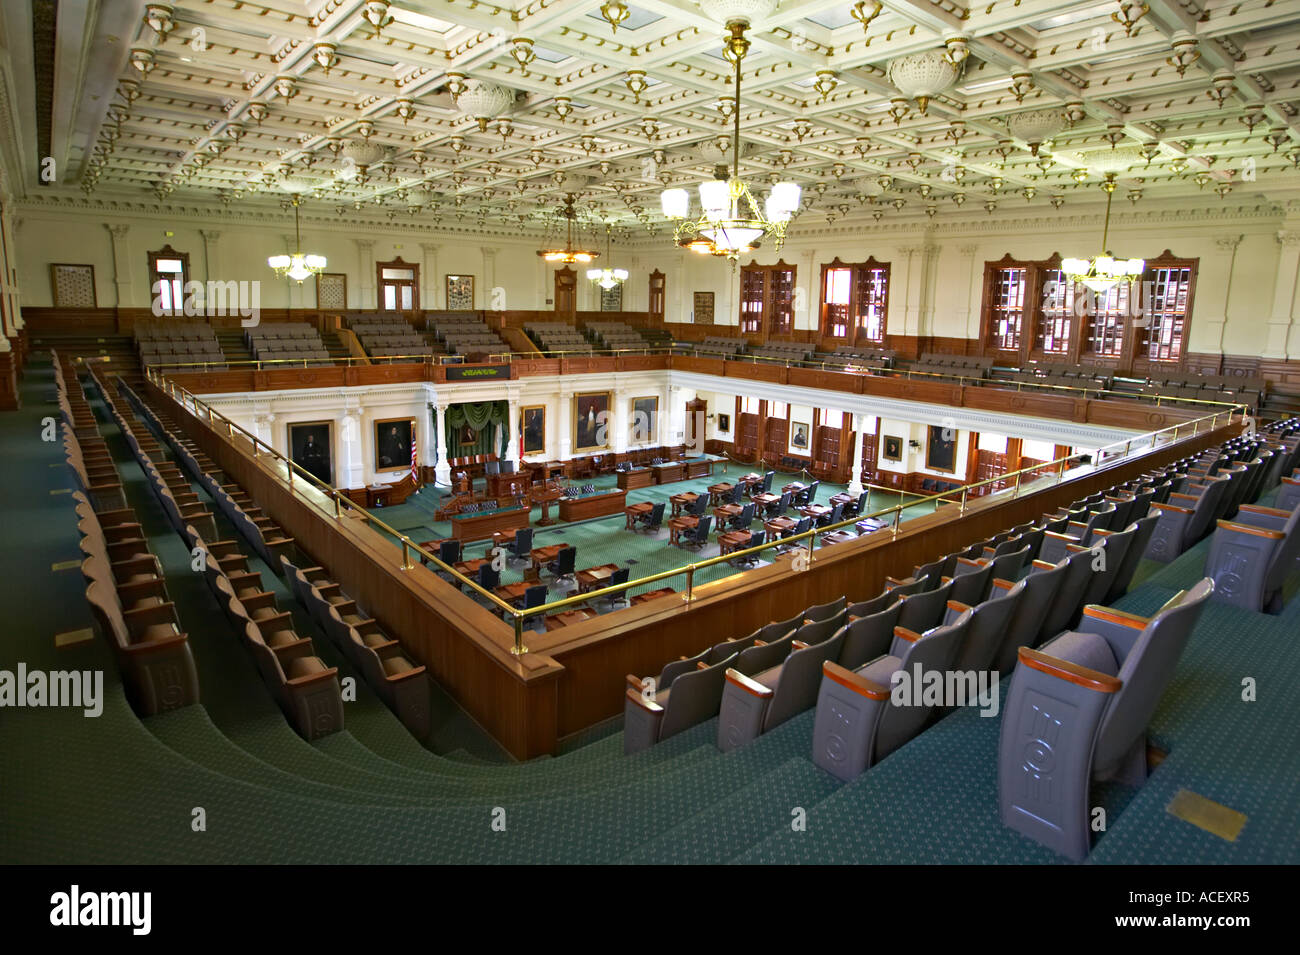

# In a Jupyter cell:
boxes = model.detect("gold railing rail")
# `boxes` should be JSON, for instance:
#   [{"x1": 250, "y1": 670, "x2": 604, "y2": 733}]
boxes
[{"x1": 146, "y1": 360, "x2": 1243, "y2": 657}]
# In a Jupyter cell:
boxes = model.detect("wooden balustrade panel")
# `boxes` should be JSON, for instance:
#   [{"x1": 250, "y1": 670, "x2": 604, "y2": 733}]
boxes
[
  {"x1": 512, "y1": 358, "x2": 561, "y2": 377},
  {"x1": 561, "y1": 357, "x2": 617, "y2": 376},
  {"x1": 353, "y1": 363, "x2": 429, "y2": 386},
  {"x1": 726, "y1": 359, "x2": 787, "y2": 383},
  {"x1": 961, "y1": 387, "x2": 1086, "y2": 422},
  {"x1": 862, "y1": 375, "x2": 961, "y2": 404},
  {"x1": 669, "y1": 355, "x2": 725, "y2": 375},
  {"x1": 166, "y1": 370, "x2": 257, "y2": 394},
  {"x1": 1086, "y1": 399, "x2": 1199, "y2": 431},
  {"x1": 253, "y1": 367, "x2": 348, "y2": 390},
  {"x1": 616, "y1": 355, "x2": 669, "y2": 372},
  {"x1": 787, "y1": 365, "x2": 862, "y2": 393}
]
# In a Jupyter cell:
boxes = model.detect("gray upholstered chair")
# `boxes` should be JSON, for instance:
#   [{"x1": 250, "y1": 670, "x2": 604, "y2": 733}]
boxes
[
  {"x1": 946, "y1": 576, "x2": 1026, "y2": 673},
  {"x1": 1038, "y1": 501, "x2": 1116, "y2": 565},
  {"x1": 992, "y1": 559, "x2": 1069, "y2": 673},
  {"x1": 1203, "y1": 502, "x2": 1300, "y2": 612},
  {"x1": 715, "y1": 624, "x2": 848, "y2": 751},
  {"x1": 944, "y1": 557, "x2": 995, "y2": 606},
  {"x1": 810, "y1": 610, "x2": 973, "y2": 781},
  {"x1": 836, "y1": 599, "x2": 903, "y2": 670},
  {"x1": 998, "y1": 578, "x2": 1214, "y2": 860},
  {"x1": 623, "y1": 651, "x2": 739, "y2": 754},
  {"x1": 896, "y1": 576, "x2": 955, "y2": 633},
  {"x1": 1102, "y1": 514, "x2": 1160, "y2": 604}
]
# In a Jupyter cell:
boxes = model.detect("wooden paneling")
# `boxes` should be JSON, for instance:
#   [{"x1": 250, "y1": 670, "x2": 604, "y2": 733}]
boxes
[
  {"x1": 1084, "y1": 399, "x2": 1198, "y2": 431},
  {"x1": 863, "y1": 375, "x2": 962, "y2": 405},
  {"x1": 961, "y1": 386, "x2": 1086, "y2": 422},
  {"x1": 558, "y1": 489, "x2": 627, "y2": 521},
  {"x1": 727, "y1": 359, "x2": 786, "y2": 383}
]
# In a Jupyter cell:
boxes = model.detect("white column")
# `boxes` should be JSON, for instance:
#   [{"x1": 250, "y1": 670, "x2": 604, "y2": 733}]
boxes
[
  {"x1": 105, "y1": 224, "x2": 133, "y2": 307},
  {"x1": 421, "y1": 243, "x2": 441, "y2": 308},
  {"x1": 917, "y1": 241, "x2": 940, "y2": 338},
  {"x1": 481, "y1": 247, "x2": 499, "y2": 310},
  {"x1": 796, "y1": 249, "x2": 816, "y2": 332},
  {"x1": 613, "y1": 391, "x2": 630, "y2": 453},
  {"x1": 1201, "y1": 234, "x2": 1242, "y2": 355},
  {"x1": 669, "y1": 386, "x2": 688, "y2": 447},
  {"x1": 1265, "y1": 229, "x2": 1300, "y2": 359},
  {"x1": 892, "y1": 246, "x2": 920, "y2": 337},
  {"x1": 433, "y1": 401, "x2": 450, "y2": 485},
  {"x1": 199, "y1": 229, "x2": 221, "y2": 284},
  {"x1": 340, "y1": 410, "x2": 364, "y2": 489},
  {"x1": 557, "y1": 391, "x2": 572, "y2": 460},
  {"x1": 847, "y1": 413, "x2": 865, "y2": 496},
  {"x1": 957, "y1": 244, "x2": 979, "y2": 339},
  {"x1": 354, "y1": 239, "x2": 375, "y2": 309},
  {"x1": 505, "y1": 395, "x2": 521, "y2": 467}
]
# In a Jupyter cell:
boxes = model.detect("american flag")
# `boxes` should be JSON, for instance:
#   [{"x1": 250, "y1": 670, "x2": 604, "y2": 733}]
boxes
[{"x1": 410, "y1": 423, "x2": 418, "y2": 484}]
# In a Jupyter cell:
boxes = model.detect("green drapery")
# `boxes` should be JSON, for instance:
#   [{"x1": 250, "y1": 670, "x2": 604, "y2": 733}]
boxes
[{"x1": 445, "y1": 400, "x2": 509, "y2": 458}]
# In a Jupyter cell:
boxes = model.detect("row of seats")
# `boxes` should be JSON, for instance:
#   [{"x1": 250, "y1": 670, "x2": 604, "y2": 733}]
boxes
[
  {"x1": 525, "y1": 322, "x2": 594, "y2": 356},
  {"x1": 135, "y1": 322, "x2": 225, "y2": 368},
  {"x1": 118, "y1": 379, "x2": 346, "y2": 740},
  {"x1": 246, "y1": 323, "x2": 331, "y2": 366},
  {"x1": 429, "y1": 316, "x2": 507, "y2": 355},
  {"x1": 748, "y1": 342, "x2": 811, "y2": 362},
  {"x1": 815, "y1": 345, "x2": 894, "y2": 370},
  {"x1": 347, "y1": 314, "x2": 431, "y2": 359},
  {"x1": 55, "y1": 352, "x2": 201, "y2": 716},
  {"x1": 283, "y1": 557, "x2": 431, "y2": 738},
  {"x1": 583, "y1": 320, "x2": 650, "y2": 351}
]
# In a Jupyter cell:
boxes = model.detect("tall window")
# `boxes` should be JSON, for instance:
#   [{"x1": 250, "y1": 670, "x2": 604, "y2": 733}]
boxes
[
  {"x1": 1140, "y1": 261, "x2": 1194, "y2": 362},
  {"x1": 987, "y1": 266, "x2": 1027, "y2": 351},
  {"x1": 377, "y1": 257, "x2": 419, "y2": 311},
  {"x1": 1082, "y1": 283, "x2": 1131, "y2": 358},
  {"x1": 1037, "y1": 268, "x2": 1076, "y2": 355},
  {"x1": 148, "y1": 246, "x2": 190, "y2": 314},
  {"x1": 739, "y1": 261, "x2": 796, "y2": 337},
  {"x1": 820, "y1": 258, "x2": 889, "y2": 342}
]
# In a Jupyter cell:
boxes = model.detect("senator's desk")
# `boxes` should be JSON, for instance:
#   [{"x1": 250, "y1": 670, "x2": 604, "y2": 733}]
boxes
[
  {"x1": 617, "y1": 467, "x2": 654, "y2": 490},
  {"x1": 686, "y1": 454, "x2": 723, "y2": 479},
  {"x1": 652, "y1": 461, "x2": 687, "y2": 484},
  {"x1": 449, "y1": 505, "x2": 530, "y2": 543},
  {"x1": 558, "y1": 488, "x2": 627, "y2": 522}
]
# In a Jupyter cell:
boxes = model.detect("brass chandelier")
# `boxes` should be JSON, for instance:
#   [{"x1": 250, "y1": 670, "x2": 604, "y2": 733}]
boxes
[
  {"x1": 1061, "y1": 175, "x2": 1144, "y2": 293},
  {"x1": 267, "y1": 196, "x2": 327, "y2": 283},
  {"x1": 537, "y1": 195, "x2": 600, "y2": 264},
  {"x1": 660, "y1": 20, "x2": 801, "y2": 260}
]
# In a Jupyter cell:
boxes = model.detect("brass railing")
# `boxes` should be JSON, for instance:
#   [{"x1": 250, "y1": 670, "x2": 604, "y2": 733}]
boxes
[{"x1": 147, "y1": 362, "x2": 1244, "y2": 657}]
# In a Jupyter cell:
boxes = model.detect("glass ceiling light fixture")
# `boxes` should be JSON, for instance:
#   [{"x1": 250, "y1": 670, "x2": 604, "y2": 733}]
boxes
[
  {"x1": 143, "y1": 3, "x2": 176, "y2": 39},
  {"x1": 659, "y1": 17, "x2": 800, "y2": 261},
  {"x1": 1061, "y1": 175, "x2": 1143, "y2": 293},
  {"x1": 363, "y1": 1, "x2": 393, "y2": 35},
  {"x1": 1112, "y1": 0, "x2": 1148, "y2": 37},
  {"x1": 587, "y1": 225, "x2": 629, "y2": 289},
  {"x1": 537, "y1": 195, "x2": 600, "y2": 263},
  {"x1": 313, "y1": 42, "x2": 339, "y2": 74},
  {"x1": 267, "y1": 196, "x2": 327, "y2": 283},
  {"x1": 888, "y1": 50, "x2": 958, "y2": 115},
  {"x1": 851, "y1": 0, "x2": 882, "y2": 34},
  {"x1": 510, "y1": 37, "x2": 537, "y2": 70}
]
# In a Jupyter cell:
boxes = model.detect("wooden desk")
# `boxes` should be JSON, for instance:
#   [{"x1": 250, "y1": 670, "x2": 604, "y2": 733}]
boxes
[
  {"x1": 558, "y1": 488, "x2": 626, "y2": 522},
  {"x1": 617, "y1": 468, "x2": 654, "y2": 490},
  {"x1": 576, "y1": 563, "x2": 620, "y2": 594},
  {"x1": 764, "y1": 517, "x2": 797, "y2": 538},
  {"x1": 782, "y1": 482, "x2": 808, "y2": 496},
  {"x1": 800, "y1": 504, "x2": 831, "y2": 521},
  {"x1": 365, "y1": 484, "x2": 390, "y2": 508},
  {"x1": 830, "y1": 491, "x2": 856, "y2": 508},
  {"x1": 719, "y1": 529, "x2": 753, "y2": 556},
  {"x1": 821, "y1": 530, "x2": 858, "y2": 547},
  {"x1": 530, "y1": 543, "x2": 571, "y2": 573},
  {"x1": 545, "y1": 608, "x2": 595, "y2": 630},
  {"x1": 708, "y1": 482, "x2": 734, "y2": 505},
  {"x1": 625, "y1": 501, "x2": 654, "y2": 529},
  {"x1": 494, "y1": 581, "x2": 536, "y2": 605},
  {"x1": 685, "y1": 457, "x2": 714, "y2": 479},
  {"x1": 738, "y1": 472, "x2": 763, "y2": 486},
  {"x1": 856, "y1": 517, "x2": 888, "y2": 534},
  {"x1": 488, "y1": 474, "x2": 529, "y2": 498},
  {"x1": 713, "y1": 503, "x2": 743, "y2": 525},
  {"x1": 450, "y1": 506, "x2": 530, "y2": 542},
  {"x1": 751, "y1": 492, "x2": 780, "y2": 509},
  {"x1": 492, "y1": 528, "x2": 519, "y2": 548},
  {"x1": 416, "y1": 538, "x2": 451, "y2": 565},
  {"x1": 653, "y1": 461, "x2": 687, "y2": 484},
  {"x1": 453, "y1": 557, "x2": 489, "y2": 577},
  {"x1": 669, "y1": 492, "x2": 698, "y2": 517},
  {"x1": 632, "y1": 587, "x2": 677, "y2": 604},
  {"x1": 529, "y1": 487, "x2": 564, "y2": 526},
  {"x1": 668, "y1": 515, "x2": 699, "y2": 546}
]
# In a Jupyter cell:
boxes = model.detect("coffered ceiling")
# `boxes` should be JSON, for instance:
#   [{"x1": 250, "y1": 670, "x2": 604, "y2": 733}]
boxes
[{"x1": 21, "y1": 0, "x2": 1300, "y2": 241}]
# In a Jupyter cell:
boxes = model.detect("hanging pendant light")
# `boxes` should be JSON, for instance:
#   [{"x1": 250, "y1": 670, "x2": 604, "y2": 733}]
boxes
[
  {"x1": 267, "y1": 196, "x2": 327, "y2": 283},
  {"x1": 537, "y1": 196, "x2": 600, "y2": 263},
  {"x1": 659, "y1": 17, "x2": 800, "y2": 259},
  {"x1": 1061, "y1": 176, "x2": 1144, "y2": 293},
  {"x1": 586, "y1": 224, "x2": 629, "y2": 289}
]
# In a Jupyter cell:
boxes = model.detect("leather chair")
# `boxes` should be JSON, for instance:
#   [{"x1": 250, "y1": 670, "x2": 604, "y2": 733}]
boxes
[{"x1": 624, "y1": 651, "x2": 739, "y2": 754}]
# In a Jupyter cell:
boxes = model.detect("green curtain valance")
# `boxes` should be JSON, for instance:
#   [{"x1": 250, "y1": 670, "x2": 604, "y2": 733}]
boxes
[{"x1": 444, "y1": 400, "x2": 509, "y2": 458}]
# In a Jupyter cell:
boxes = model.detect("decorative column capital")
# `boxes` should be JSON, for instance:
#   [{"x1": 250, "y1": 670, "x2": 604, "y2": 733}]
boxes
[
  {"x1": 420, "y1": 242, "x2": 441, "y2": 253},
  {"x1": 1214, "y1": 234, "x2": 1242, "y2": 253},
  {"x1": 1276, "y1": 230, "x2": 1300, "y2": 247},
  {"x1": 199, "y1": 229, "x2": 222, "y2": 242},
  {"x1": 353, "y1": 238, "x2": 374, "y2": 252},
  {"x1": 105, "y1": 224, "x2": 129, "y2": 239},
  {"x1": 959, "y1": 244, "x2": 979, "y2": 257}
]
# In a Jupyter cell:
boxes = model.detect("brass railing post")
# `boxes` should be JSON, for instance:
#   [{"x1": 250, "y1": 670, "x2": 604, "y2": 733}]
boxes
[
  {"x1": 1013, "y1": 470, "x2": 1023, "y2": 498},
  {"x1": 891, "y1": 506, "x2": 901, "y2": 538},
  {"x1": 959, "y1": 486, "x2": 968, "y2": 515},
  {"x1": 511, "y1": 612, "x2": 528, "y2": 655},
  {"x1": 333, "y1": 492, "x2": 341, "y2": 518},
  {"x1": 685, "y1": 565, "x2": 694, "y2": 602},
  {"x1": 400, "y1": 538, "x2": 412, "y2": 571}
]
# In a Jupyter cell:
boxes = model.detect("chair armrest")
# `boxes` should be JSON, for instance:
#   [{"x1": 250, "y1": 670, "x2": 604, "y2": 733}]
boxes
[
  {"x1": 752, "y1": 638, "x2": 767, "y2": 647},
  {"x1": 884, "y1": 575, "x2": 914, "y2": 587},
  {"x1": 285, "y1": 664, "x2": 340, "y2": 689},
  {"x1": 946, "y1": 600, "x2": 971, "y2": 613},
  {"x1": 725, "y1": 668, "x2": 774, "y2": 697},
  {"x1": 1016, "y1": 647, "x2": 1122, "y2": 693},
  {"x1": 1032, "y1": 559, "x2": 1058, "y2": 570},
  {"x1": 115, "y1": 577, "x2": 170, "y2": 603},
  {"x1": 625, "y1": 674, "x2": 646, "y2": 691},
  {"x1": 1150, "y1": 501, "x2": 1193, "y2": 515},
  {"x1": 1215, "y1": 519, "x2": 1285, "y2": 540},
  {"x1": 122, "y1": 602, "x2": 180, "y2": 636},
  {"x1": 791, "y1": 640, "x2": 810, "y2": 651},
  {"x1": 111, "y1": 555, "x2": 161, "y2": 578},
  {"x1": 1080, "y1": 605, "x2": 1148, "y2": 628},
  {"x1": 990, "y1": 577, "x2": 1015, "y2": 592},
  {"x1": 821, "y1": 660, "x2": 891, "y2": 700},
  {"x1": 893, "y1": 626, "x2": 923, "y2": 644},
  {"x1": 697, "y1": 661, "x2": 710, "y2": 670},
  {"x1": 625, "y1": 687, "x2": 663, "y2": 713}
]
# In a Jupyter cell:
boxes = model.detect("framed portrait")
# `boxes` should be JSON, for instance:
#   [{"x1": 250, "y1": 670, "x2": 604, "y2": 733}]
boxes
[
  {"x1": 446, "y1": 274, "x2": 474, "y2": 310},
  {"x1": 374, "y1": 417, "x2": 414, "y2": 473},
  {"x1": 573, "y1": 391, "x2": 610, "y2": 451},
  {"x1": 316, "y1": 272, "x2": 347, "y2": 311},
  {"x1": 882, "y1": 434, "x2": 903, "y2": 462},
  {"x1": 50, "y1": 263, "x2": 97, "y2": 308},
  {"x1": 521, "y1": 405, "x2": 545, "y2": 455},
  {"x1": 790, "y1": 421, "x2": 811, "y2": 452},
  {"x1": 288, "y1": 421, "x2": 333, "y2": 486},
  {"x1": 717, "y1": 412, "x2": 731, "y2": 433},
  {"x1": 631, "y1": 396, "x2": 658, "y2": 444},
  {"x1": 458, "y1": 424, "x2": 479, "y2": 447},
  {"x1": 926, "y1": 425, "x2": 957, "y2": 473}
]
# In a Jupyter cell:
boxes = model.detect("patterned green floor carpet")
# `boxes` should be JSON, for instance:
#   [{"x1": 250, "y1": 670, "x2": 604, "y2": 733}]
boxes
[{"x1": 4, "y1": 354, "x2": 1297, "y2": 864}]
